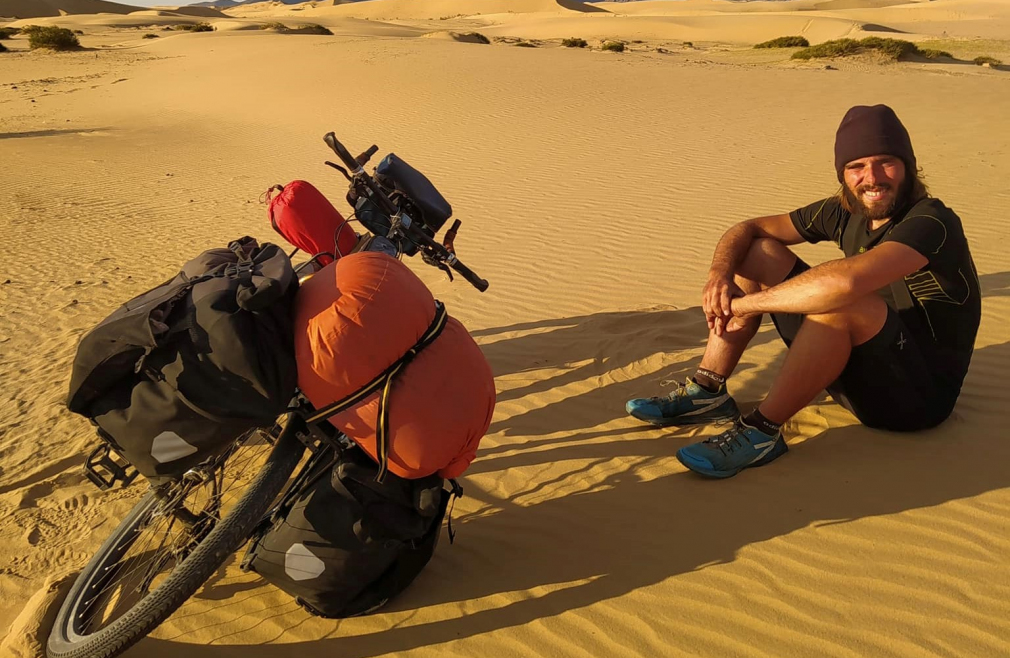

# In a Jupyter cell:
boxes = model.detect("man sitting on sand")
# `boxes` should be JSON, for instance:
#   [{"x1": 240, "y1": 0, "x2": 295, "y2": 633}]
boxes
[{"x1": 626, "y1": 104, "x2": 981, "y2": 478}]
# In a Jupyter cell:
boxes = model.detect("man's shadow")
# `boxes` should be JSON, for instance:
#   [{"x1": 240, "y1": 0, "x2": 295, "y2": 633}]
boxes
[
  {"x1": 472, "y1": 304, "x2": 782, "y2": 441},
  {"x1": 131, "y1": 279, "x2": 1010, "y2": 657},
  {"x1": 979, "y1": 270, "x2": 1010, "y2": 298}
]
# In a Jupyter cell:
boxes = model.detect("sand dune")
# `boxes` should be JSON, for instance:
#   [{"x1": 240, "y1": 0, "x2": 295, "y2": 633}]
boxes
[
  {"x1": 0, "y1": 0, "x2": 141, "y2": 19},
  {"x1": 2, "y1": 0, "x2": 1010, "y2": 656},
  {"x1": 0, "y1": 0, "x2": 224, "y2": 19},
  {"x1": 144, "y1": 6, "x2": 226, "y2": 18},
  {"x1": 318, "y1": 0, "x2": 608, "y2": 20}
]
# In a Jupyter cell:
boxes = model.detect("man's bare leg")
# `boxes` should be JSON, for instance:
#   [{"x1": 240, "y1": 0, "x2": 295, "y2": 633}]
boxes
[
  {"x1": 676, "y1": 291, "x2": 889, "y2": 477},
  {"x1": 624, "y1": 237, "x2": 799, "y2": 426},
  {"x1": 757, "y1": 294, "x2": 888, "y2": 424},
  {"x1": 698, "y1": 239, "x2": 798, "y2": 378}
]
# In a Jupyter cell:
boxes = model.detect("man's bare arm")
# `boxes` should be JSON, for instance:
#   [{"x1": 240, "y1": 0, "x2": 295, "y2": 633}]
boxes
[
  {"x1": 704, "y1": 214, "x2": 805, "y2": 325},
  {"x1": 730, "y1": 242, "x2": 928, "y2": 317}
]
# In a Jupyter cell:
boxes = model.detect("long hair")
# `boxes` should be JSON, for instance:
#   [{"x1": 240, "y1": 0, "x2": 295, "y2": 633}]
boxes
[{"x1": 837, "y1": 165, "x2": 930, "y2": 214}]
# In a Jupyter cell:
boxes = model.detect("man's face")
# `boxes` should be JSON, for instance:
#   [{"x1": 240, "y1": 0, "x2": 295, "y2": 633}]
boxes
[{"x1": 842, "y1": 154, "x2": 907, "y2": 220}]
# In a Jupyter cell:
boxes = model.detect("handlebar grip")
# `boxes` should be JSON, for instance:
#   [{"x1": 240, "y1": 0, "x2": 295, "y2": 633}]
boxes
[
  {"x1": 450, "y1": 259, "x2": 489, "y2": 292},
  {"x1": 357, "y1": 145, "x2": 379, "y2": 166},
  {"x1": 323, "y1": 133, "x2": 360, "y2": 172}
]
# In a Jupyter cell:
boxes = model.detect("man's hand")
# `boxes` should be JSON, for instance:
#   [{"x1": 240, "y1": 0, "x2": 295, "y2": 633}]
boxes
[
  {"x1": 702, "y1": 213, "x2": 804, "y2": 335},
  {"x1": 725, "y1": 296, "x2": 758, "y2": 333},
  {"x1": 703, "y1": 272, "x2": 744, "y2": 335}
]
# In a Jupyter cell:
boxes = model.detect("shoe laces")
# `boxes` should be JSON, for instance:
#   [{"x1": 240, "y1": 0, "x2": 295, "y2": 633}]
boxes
[
  {"x1": 659, "y1": 378, "x2": 692, "y2": 401},
  {"x1": 704, "y1": 421, "x2": 746, "y2": 455}
]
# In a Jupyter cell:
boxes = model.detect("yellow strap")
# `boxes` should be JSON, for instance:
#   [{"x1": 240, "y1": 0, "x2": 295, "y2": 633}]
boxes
[{"x1": 305, "y1": 302, "x2": 448, "y2": 482}]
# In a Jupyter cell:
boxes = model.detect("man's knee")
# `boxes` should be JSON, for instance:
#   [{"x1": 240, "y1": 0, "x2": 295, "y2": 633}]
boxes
[
  {"x1": 807, "y1": 294, "x2": 888, "y2": 345},
  {"x1": 736, "y1": 238, "x2": 799, "y2": 289}
]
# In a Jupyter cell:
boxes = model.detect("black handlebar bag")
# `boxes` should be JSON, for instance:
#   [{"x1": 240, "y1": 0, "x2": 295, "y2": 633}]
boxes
[
  {"x1": 346, "y1": 153, "x2": 454, "y2": 257},
  {"x1": 66, "y1": 237, "x2": 298, "y2": 478},
  {"x1": 374, "y1": 153, "x2": 452, "y2": 232},
  {"x1": 243, "y1": 445, "x2": 453, "y2": 618}
]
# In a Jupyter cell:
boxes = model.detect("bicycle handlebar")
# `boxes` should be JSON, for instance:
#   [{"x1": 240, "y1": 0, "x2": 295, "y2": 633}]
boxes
[
  {"x1": 323, "y1": 133, "x2": 360, "y2": 174},
  {"x1": 323, "y1": 132, "x2": 489, "y2": 293},
  {"x1": 357, "y1": 145, "x2": 379, "y2": 166},
  {"x1": 449, "y1": 259, "x2": 489, "y2": 292}
]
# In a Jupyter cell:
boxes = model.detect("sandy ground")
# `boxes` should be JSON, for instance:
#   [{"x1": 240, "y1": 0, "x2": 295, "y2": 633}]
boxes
[{"x1": 2, "y1": 0, "x2": 1010, "y2": 656}]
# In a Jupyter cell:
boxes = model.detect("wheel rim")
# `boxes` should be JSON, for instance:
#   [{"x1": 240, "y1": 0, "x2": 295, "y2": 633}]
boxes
[{"x1": 64, "y1": 429, "x2": 278, "y2": 640}]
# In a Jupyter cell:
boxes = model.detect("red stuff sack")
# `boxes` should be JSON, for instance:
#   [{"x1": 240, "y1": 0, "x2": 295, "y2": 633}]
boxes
[
  {"x1": 267, "y1": 181, "x2": 359, "y2": 266},
  {"x1": 294, "y1": 252, "x2": 495, "y2": 480}
]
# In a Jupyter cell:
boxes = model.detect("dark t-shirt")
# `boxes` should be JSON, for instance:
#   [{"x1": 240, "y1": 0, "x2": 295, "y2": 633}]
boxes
[{"x1": 789, "y1": 196, "x2": 981, "y2": 393}]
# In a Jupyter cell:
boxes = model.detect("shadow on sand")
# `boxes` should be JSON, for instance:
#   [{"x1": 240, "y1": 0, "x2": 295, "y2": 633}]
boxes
[
  {"x1": 130, "y1": 274, "x2": 1010, "y2": 657},
  {"x1": 0, "y1": 127, "x2": 113, "y2": 140}
]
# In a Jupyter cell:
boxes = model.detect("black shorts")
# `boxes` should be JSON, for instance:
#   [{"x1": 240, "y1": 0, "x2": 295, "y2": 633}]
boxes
[{"x1": 770, "y1": 259, "x2": 955, "y2": 432}]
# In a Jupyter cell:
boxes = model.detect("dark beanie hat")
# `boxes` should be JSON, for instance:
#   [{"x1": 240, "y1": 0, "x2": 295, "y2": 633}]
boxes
[{"x1": 834, "y1": 104, "x2": 916, "y2": 182}]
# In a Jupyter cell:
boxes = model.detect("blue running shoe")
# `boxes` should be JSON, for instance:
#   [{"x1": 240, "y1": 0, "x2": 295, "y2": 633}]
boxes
[
  {"x1": 676, "y1": 419, "x2": 788, "y2": 478},
  {"x1": 625, "y1": 379, "x2": 740, "y2": 427}
]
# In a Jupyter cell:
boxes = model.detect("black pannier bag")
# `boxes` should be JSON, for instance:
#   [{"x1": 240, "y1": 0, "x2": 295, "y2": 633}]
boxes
[
  {"x1": 66, "y1": 237, "x2": 298, "y2": 478},
  {"x1": 243, "y1": 445, "x2": 458, "y2": 618}
]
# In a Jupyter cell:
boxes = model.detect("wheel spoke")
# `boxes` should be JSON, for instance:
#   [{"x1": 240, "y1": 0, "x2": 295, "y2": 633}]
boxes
[
  {"x1": 53, "y1": 424, "x2": 305, "y2": 655},
  {"x1": 70, "y1": 433, "x2": 275, "y2": 636}
]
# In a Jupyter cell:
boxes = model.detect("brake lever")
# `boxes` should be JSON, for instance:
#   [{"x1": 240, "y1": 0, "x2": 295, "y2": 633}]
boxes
[
  {"x1": 324, "y1": 161, "x2": 353, "y2": 182},
  {"x1": 422, "y1": 249, "x2": 455, "y2": 282}
]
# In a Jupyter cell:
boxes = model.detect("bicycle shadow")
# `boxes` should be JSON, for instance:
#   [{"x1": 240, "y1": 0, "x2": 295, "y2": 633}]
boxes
[{"x1": 130, "y1": 300, "x2": 1010, "y2": 657}]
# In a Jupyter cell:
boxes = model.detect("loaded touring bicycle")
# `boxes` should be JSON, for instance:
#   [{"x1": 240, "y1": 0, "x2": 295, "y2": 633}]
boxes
[{"x1": 48, "y1": 133, "x2": 491, "y2": 658}]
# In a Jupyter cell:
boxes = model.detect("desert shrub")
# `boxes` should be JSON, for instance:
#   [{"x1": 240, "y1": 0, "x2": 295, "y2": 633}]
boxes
[
  {"x1": 262, "y1": 22, "x2": 330, "y2": 34},
  {"x1": 461, "y1": 31, "x2": 489, "y2": 44},
  {"x1": 174, "y1": 22, "x2": 213, "y2": 32},
  {"x1": 515, "y1": 40, "x2": 536, "y2": 48},
  {"x1": 918, "y1": 48, "x2": 952, "y2": 59},
  {"x1": 294, "y1": 24, "x2": 331, "y2": 35},
  {"x1": 73, "y1": 29, "x2": 84, "y2": 35},
  {"x1": 858, "y1": 36, "x2": 917, "y2": 59},
  {"x1": 792, "y1": 37, "x2": 941, "y2": 62},
  {"x1": 25, "y1": 25, "x2": 80, "y2": 50},
  {"x1": 683, "y1": 41, "x2": 693, "y2": 48},
  {"x1": 974, "y1": 55, "x2": 1002, "y2": 66},
  {"x1": 601, "y1": 40, "x2": 625, "y2": 52},
  {"x1": 562, "y1": 37, "x2": 587, "y2": 48},
  {"x1": 0, "y1": 27, "x2": 20, "y2": 39},
  {"x1": 143, "y1": 33, "x2": 158, "y2": 39},
  {"x1": 792, "y1": 38, "x2": 860, "y2": 60},
  {"x1": 755, "y1": 36, "x2": 809, "y2": 49}
]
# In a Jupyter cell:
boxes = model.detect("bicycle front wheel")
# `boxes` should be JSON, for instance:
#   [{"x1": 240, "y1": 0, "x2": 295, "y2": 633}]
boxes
[{"x1": 47, "y1": 423, "x2": 306, "y2": 658}]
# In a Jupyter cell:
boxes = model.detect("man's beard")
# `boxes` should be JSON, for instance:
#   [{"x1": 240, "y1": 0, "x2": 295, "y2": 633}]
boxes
[{"x1": 843, "y1": 178, "x2": 910, "y2": 220}]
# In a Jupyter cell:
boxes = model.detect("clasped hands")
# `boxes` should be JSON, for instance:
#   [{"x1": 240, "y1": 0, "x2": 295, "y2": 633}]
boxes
[{"x1": 702, "y1": 271, "x2": 757, "y2": 337}]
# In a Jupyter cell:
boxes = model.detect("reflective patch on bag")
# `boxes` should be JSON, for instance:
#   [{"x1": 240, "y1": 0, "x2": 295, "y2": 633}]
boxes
[
  {"x1": 285, "y1": 542, "x2": 326, "y2": 581},
  {"x1": 150, "y1": 431, "x2": 199, "y2": 463}
]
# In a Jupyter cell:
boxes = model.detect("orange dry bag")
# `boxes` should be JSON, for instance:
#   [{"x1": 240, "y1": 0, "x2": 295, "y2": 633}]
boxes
[
  {"x1": 267, "y1": 180, "x2": 359, "y2": 266},
  {"x1": 294, "y1": 252, "x2": 495, "y2": 480}
]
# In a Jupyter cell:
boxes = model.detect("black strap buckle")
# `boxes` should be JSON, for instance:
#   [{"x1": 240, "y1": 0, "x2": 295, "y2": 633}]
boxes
[
  {"x1": 84, "y1": 442, "x2": 139, "y2": 491},
  {"x1": 446, "y1": 478, "x2": 464, "y2": 544}
]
